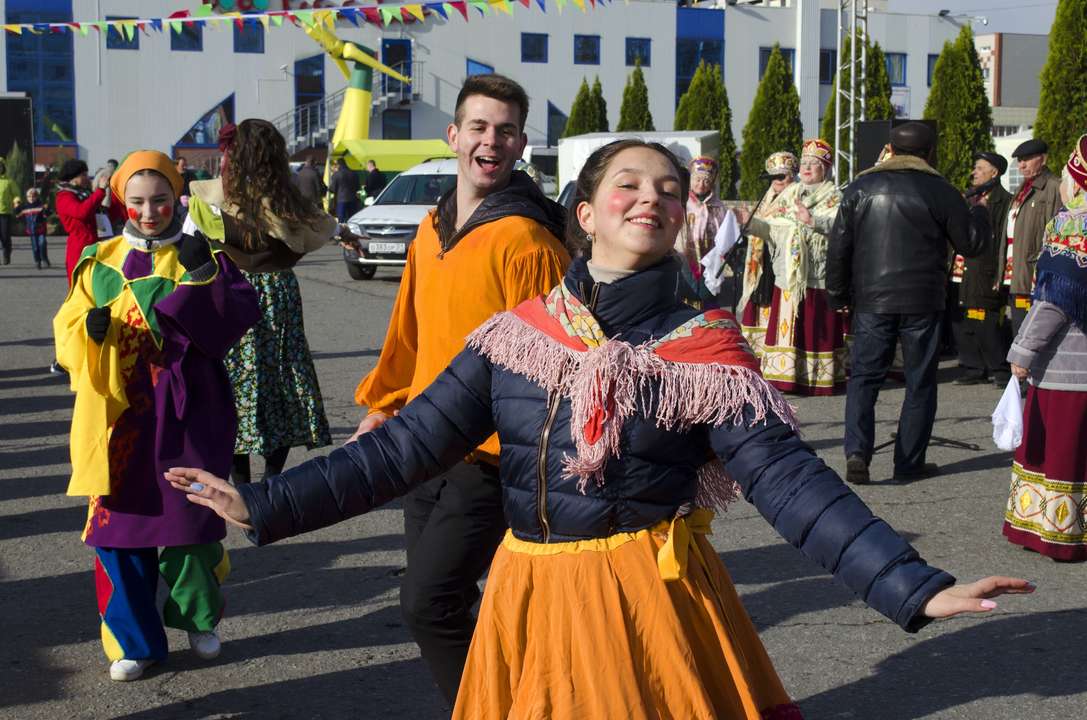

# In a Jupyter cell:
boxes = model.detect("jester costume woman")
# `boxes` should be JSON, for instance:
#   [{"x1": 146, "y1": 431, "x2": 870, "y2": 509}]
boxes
[
  {"x1": 237, "y1": 255, "x2": 955, "y2": 718},
  {"x1": 53, "y1": 152, "x2": 259, "y2": 676},
  {"x1": 744, "y1": 141, "x2": 847, "y2": 396},
  {"x1": 1003, "y1": 137, "x2": 1087, "y2": 561}
]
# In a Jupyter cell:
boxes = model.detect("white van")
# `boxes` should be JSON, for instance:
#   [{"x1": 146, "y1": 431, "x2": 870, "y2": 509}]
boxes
[{"x1": 342, "y1": 158, "x2": 457, "y2": 280}]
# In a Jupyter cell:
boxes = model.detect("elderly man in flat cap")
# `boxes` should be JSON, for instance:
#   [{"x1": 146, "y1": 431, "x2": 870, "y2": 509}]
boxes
[
  {"x1": 827, "y1": 122, "x2": 990, "y2": 484},
  {"x1": 1004, "y1": 139, "x2": 1062, "y2": 336},
  {"x1": 953, "y1": 151, "x2": 1014, "y2": 386}
]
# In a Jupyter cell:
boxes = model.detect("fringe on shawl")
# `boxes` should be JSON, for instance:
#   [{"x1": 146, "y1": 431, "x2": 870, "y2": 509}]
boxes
[{"x1": 467, "y1": 311, "x2": 799, "y2": 511}]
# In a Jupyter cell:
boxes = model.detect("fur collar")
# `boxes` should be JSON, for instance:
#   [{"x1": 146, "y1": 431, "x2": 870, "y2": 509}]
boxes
[{"x1": 856, "y1": 154, "x2": 943, "y2": 179}]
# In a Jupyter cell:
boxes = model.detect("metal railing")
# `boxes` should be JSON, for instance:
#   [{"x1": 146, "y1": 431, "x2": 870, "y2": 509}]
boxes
[{"x1": 269, "y1": 60, "x2": 423, "y2": 154}]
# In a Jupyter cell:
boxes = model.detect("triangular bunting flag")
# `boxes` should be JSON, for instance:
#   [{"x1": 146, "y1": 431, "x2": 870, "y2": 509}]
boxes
[
  {"x1": 341, "y1": 7, "x2": 360, "y2": 27},
  {"x1": 448, "y1": 1, "x2": 469, "y2": 20},
  {"x1": 271, "y1": 14, "x2": 284, "y2": 27},
  {"x1": 362, "y1": 7, "x2": 381, "y2": 24},
  {"x1": 491, "y1": 0, "x2": 513, "y2": 14},
  {"x1": 193, "y1": 4, "x2": 214, "y2": 18},
  {"x1": 79, "y1": 23, "x2": 90, "y2": 36},
  {"x1": 572, "y1": 0, "x2": 585, "y2": 11},
  {"x1": 405, "y1": 5, "x2": 427, "y2": 22},
  {"x1": 168, "y1": 20, "x2": 183, "y2": 35},
  {"x1": 470, "y1": 0, "x2": 489, "y2": 16},
  {"x1": 294, "y1": 10, "x2": 315, "y2": 27},
  {"x1": 517, "y1": 0, "x2": 530, "y2": 7},
  {"x1": 535, "y1": 0, "x2": 547, "y2": 11},
  {"x1": 427, "y1": 3, "x2": 449, "y2": 20},
  {"x1": 2, "y1": 24, "x2": 22, "y2": 34},
  {"x1": 150, "y1": 18, "x2": 163, "y2": 32},
  {"x1": 259, "y1": 15, "x2": 270, "y2": 30},
  {"x1": 379, "y1": 7, "x2": 398, "y2": 26},
  {"x1": 555, "y1": 0, "x2": 566, "y2": 12},
  {"x1": 122, "y1": 22, "x2": 135, "y2": 41}
]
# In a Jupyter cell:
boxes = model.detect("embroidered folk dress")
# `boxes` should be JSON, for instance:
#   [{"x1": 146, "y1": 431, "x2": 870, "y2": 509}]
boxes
[
  {"x1": 749, "y1": 180, "x2": 848, "y2": 396},
  {"x1": 53, "y1": 231, "x2": 258, "y2": 661},
  {"x1": 739, "y1": 182, "x2": 792, "y2": 360},
  {"x1": 1003, "y1": 195, "x2": 1087, "y2": 561}
]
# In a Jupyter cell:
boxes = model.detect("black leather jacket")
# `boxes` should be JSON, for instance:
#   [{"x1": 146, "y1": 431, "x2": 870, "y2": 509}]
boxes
[{"x1": 827, "y1": 155, "x2": 990, "y2": 314}]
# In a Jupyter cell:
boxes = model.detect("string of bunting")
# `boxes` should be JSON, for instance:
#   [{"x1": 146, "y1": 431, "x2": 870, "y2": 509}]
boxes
[{"x1": 1, "y1": 0, "x2": 617, "y2": 37}]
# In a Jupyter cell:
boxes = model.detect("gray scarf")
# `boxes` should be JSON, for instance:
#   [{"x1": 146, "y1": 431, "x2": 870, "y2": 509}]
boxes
[{"x1": 122, "y1": 215, "x2": 184, "y2": 251}]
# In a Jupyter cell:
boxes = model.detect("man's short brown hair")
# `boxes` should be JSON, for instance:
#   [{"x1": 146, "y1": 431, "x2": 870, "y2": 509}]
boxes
[{"x1": 453, "y1": 74, "x2": 529, "y2": 132}]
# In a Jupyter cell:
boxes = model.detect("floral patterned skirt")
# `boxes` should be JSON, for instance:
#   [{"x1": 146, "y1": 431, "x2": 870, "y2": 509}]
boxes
[{"x1": 226, "y1": 269, "x2": 332, "y2": 455}]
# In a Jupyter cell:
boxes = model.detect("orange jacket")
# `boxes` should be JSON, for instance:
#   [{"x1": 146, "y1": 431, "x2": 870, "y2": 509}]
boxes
[{"x1": 356, "y1": 211, "x2": 570, "y2": 464}]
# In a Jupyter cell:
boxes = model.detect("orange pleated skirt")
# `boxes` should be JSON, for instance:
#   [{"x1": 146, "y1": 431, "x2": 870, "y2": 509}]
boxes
[{"x1": 452, "y1": 517, "x2": 803, "y2": 719}]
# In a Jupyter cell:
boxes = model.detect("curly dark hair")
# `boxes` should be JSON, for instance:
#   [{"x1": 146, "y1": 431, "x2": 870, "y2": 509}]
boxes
[
  {"x1": 564, "y1": 139, "x2": 690, "y2": 256},
  {"x1": 222, "y1": 118, "x2": 324, "y2": 249}
]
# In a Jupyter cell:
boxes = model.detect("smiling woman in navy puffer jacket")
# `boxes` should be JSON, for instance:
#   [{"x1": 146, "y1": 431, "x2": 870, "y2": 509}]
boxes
[{"x1": 169, "y1": 140, "x2": 1032, "y2": 720}]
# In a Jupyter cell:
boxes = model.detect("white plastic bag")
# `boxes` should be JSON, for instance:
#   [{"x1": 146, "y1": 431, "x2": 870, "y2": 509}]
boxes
[{"x1": 992, "y1": 377, "x2": 1023, "y2": 451}]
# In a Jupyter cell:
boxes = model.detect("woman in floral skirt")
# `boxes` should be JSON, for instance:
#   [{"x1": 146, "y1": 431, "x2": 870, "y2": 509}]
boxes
[{"x1": 184, "y1": 119, "x2": 338, "y2": 481}]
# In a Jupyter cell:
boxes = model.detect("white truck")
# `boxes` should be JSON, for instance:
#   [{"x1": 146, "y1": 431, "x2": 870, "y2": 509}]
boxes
[{"x1": 556, "y1": 131, "x2": 721, "y2": 198}]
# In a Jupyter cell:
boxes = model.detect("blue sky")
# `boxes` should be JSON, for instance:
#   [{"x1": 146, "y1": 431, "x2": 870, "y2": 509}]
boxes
[{"x1": 887, "y1": 0, "x2": 1057, "y2": 35}]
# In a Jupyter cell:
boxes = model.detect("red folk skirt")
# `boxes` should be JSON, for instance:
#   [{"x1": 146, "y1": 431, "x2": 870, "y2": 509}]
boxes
[
  {"x1": 1003, "y1": 385, "x2": 1087, "y2": 561},
  {"x1": 761, "y1": 287, "x2": 848, "y2": 396}
]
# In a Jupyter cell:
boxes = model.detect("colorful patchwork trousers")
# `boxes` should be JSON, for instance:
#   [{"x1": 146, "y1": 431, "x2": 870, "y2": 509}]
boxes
[{"x1": 93, "y1": 543, "x2": 229, "y2": 662}]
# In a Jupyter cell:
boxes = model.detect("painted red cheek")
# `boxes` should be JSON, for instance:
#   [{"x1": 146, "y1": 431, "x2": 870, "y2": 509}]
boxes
[
  {"x1": 158, "y1": 204, "x2": 172, "y2": 219},
  {"x1": 605, "y1": 191, "x2": 629, "y2": 212},
  {"x1": 127, "y1": 208, "x2": 139, "y2": 221}
]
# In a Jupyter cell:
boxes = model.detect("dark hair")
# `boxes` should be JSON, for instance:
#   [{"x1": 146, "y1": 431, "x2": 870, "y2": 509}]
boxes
[
  {"x1": 222, "y1": 118, "x2": 324, "y2": 250},
  {"x1": 59, "y1": 159, "x2": 89, "y2": 182},
  {"x1": 564, "y1": 139, "x2": 690, "y2": 256},
  {"x1": 453, "y1": 74, "x2": 530, "y2": 131},
  {"x1": 107, "y1": 158, "x2": 119, "y2": 167}
]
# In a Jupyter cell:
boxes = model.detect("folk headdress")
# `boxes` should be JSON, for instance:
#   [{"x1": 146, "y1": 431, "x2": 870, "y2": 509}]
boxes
[
  {"x1": 1033, "y1": 134, "x2": 1087, "y2": 333},
  {"x1": 801, "y1": 138, "x2": 833, "y2": 169},
  {"x1": 765, "y1": 151, "x2": 798, "y2": 176},
  {"x1": 690, "y1": 156, "x2": 719, "y2": 179}
]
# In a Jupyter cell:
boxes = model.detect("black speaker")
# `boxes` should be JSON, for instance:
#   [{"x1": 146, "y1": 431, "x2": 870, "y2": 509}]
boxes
[{"x1": 855, "y1": 118, "x2": 939, "y2": 172}]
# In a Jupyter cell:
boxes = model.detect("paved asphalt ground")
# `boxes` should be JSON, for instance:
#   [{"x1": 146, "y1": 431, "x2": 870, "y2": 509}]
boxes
[{"x1": 1, "y1": 237, "x2": 1084, "y2": 720}]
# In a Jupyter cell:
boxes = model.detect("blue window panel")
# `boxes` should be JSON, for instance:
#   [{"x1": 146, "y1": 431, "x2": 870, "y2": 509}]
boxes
[
  {"x1": 383, "y1": 109, "x2": 411, "y2": 140},
  {"x1": 626, "y1": 37, "x2": 651, "y2": 67},
  {"x1": 233, "y1": 16, "x2": 264, "y2": 54},
  {"x1": 5, "y1": 0, "x2": 77, "y2": 144},
  {"x1": 547, "y1": 101, "x2": 567, "y2": 148},
  {"x1": 819, "y1": 49, "x2": 836, "y2": 85},
  {"x1": 927, "y1": 53, "x2": 939, "y2": 87},
  {"x1": 522, "y1": 33, "x2": 548, "y2": 64},
  {"x1": 176, "y1": 95, "x2": 235, "y2": 148},
  {"x1": 675, "y1": 7, "x2": 724, "y2": 106},
  {"x1": 467, "y1": 58, "x2": 494, "y2": 77},
  {"x1": 885, "y1": 52, "x2": 907, "y2": 86},
  {"x1": 106, "y1": 17, "x2": 139, "y2": 50},
  {"x1": 382, "y1": 38, "x2": 411, "y2": 96},
  {"x1": 758, "y1": 46, "x2": 795, "y2": 79},
  {"x1": 574, "y1": 35, "x2": 600, "y2": 65},
  {"x1": 171, "y1": 22, "x2": 203, "y2": 52}
]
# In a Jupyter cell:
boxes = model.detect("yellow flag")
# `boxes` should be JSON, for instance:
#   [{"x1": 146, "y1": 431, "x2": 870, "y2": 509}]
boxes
[
  {"x1": 491, "y1": 0, "x2": 513, "y2": 15},
  {"x1": 572, "y1": 0, "x2": 586, "y2": 10},
  {"x1": 405, "y1": 4, "x2": 427, "y2": 22}
]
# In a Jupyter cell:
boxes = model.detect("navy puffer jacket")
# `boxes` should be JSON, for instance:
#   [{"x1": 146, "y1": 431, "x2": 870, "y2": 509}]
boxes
[{"x1": 240, "y1": 256, "x2": 955, "y2": 631}]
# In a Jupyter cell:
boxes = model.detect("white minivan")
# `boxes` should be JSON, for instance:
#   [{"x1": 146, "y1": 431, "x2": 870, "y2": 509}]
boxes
[{"x1": 342, "y1": 158, "x2": 457, "y2": 280}]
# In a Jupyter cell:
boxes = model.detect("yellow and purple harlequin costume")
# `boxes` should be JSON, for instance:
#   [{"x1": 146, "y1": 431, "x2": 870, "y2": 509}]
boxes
[{"x1": 53, "y1": 151, "x2": 259, "y2": 664}]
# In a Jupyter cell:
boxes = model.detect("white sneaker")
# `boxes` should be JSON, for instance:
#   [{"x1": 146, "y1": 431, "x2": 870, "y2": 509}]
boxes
[
  {"x1": 188, "y1": 630, "x2": 221, "y2": 660},
  {"x1": 109, "y1": 658, "x2": 153, "y2": 681}
]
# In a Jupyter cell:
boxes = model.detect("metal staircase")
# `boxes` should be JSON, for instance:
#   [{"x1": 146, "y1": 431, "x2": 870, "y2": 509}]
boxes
[{"x1": 271, "y1": 60, "x2": 422, "y2": 154}]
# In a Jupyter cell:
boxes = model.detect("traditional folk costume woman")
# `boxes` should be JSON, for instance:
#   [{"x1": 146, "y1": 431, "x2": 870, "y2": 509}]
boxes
[
  {"x1": 53, "y1": 151, "x2": 259, "y2": 681},
  {"x1": 171, "y1": 140, "x2": 1029, "y2": 717},
  {"x1": 1003, "y1": 136, "x2": 1087, "y2": 562},
  {"x1": 740, "y1": 151, "x2": 798, "y2": 360},
  {"x1": 744, "y1": 140, "x2": 847, "y2": 395},
  {"x1": 676, "y1": 156, "x2": 728, "y2": 289},
  {"x1": 184, "y1": 121, "x2": 336, "y2": 482}
]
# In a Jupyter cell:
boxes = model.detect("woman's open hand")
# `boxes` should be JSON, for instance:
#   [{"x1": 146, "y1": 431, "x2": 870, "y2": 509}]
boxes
[
  {"x1": 166, "y1": 467, "x2": 253, "y2": 530},
  {"x1": 922, "y1": 576, "x2": 1035, "y2": 619}
]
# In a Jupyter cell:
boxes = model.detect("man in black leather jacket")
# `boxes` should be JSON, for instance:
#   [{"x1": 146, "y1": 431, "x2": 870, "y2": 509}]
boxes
[{"x1": 827, "y1": 122, "x2": 990, "y2": 484}]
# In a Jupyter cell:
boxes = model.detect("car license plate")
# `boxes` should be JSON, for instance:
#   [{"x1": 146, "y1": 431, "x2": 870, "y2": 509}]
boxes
[{"x1": 369, "y1": 242, "x2": 405, "y2": 254}]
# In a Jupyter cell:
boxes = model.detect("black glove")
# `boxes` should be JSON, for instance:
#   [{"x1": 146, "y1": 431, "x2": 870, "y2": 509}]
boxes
[
  {"x1": 86, "y1": 307, "x2": 111, "y2": 344},
  {"x1": 177, "y1": 231, "x2": 213, "y2": 272}
]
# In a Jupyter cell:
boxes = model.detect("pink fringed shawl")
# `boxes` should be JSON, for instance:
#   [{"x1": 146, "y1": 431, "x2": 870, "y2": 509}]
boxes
[{"x1": 466, "y1": 283, "x2": 799, "y2": 511}]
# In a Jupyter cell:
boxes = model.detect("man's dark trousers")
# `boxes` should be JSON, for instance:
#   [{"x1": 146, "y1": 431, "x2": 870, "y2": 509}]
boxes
[
  {"x1": 845, "y1": 312, "x2": 942, "y2": 473},
  {"x1": 399, "y1": 460, "x2": 506, "y2": 706},
  {"x1": 0, "y1": 214, "x2": 11, "y2": 263}
]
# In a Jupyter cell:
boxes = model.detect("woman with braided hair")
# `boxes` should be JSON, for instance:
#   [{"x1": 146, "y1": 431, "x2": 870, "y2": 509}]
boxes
[{"x1": 184, "y1": 119, "x2": 338, "y2": 483}]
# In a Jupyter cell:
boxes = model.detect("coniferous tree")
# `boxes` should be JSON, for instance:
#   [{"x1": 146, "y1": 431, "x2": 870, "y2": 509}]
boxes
[
  {"x1": 924, "y1": 25, "x2": 993, "y2": 188},
  {"x1": 673, "y1": 62, "x2": 738, "y2": 198},
  {"x1": 591, "y1": 77, "x2": 609, "y2": 132},
  {"x1": 819, "y1": 33, "x2": 895, "y2": 179},
  {"x1": 1035, "y1": 0, "x2": 1087, "y2": 174},
  {"x1": 562, "y1": 78, "x2": 595, "y2": 138},
  {"x1": 739, "y1": 45, "x2": 803, "y2": 200},
  {"x1": 617, "y1": 63, "x2": 655, "y2": 132}
]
